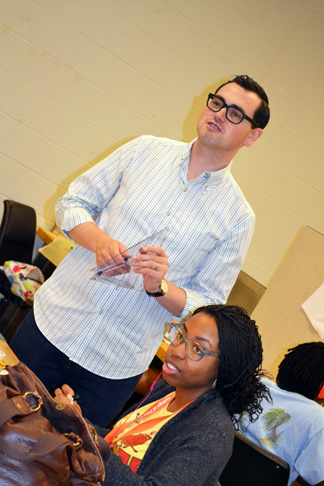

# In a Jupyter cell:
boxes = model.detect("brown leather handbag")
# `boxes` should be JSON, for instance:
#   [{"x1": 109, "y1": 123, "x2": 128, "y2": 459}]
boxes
[{"x1": 0, "y1": 362, "x2": 110, "y2": 486}]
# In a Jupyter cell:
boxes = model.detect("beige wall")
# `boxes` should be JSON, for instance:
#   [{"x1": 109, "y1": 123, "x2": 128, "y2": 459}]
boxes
[
  {"x1": 0, "y1": 0, "x2": 323, "y2": 287},
  {"x1": 251, "y1": 226, "x2": 324, "y2": 377}
]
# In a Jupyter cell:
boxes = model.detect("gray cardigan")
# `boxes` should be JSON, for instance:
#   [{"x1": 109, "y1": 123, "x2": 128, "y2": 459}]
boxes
[{"x1": 94, "y1": 381, "x2": 234, "y2": 486}]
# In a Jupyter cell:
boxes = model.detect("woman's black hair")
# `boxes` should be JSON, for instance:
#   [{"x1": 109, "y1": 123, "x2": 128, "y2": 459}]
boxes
[
  {"x1": 192, "y1": 305, "x2": 270, "y2": 427},
  {"x1": 215, "y1": 74, "x2": 270, "y2": 129},
  {"x1": 276, "y1": 342, "x2": 324, "y2": 400}
]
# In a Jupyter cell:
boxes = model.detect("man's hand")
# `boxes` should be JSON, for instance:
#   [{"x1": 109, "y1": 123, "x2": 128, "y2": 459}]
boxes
[
  {"x1": 95, "y1": 233, "x2": 131, "y2": 275},
  {"x1": 68, "y1": 224, "x2": 186, "y2": 315},
  {"x1": 67, "y1": 223, "x2": 130, "y2": 275},
  {"x1": 95, "y1": 233, "x2": 128, "y2": 265},
  {"x1": 131, "y1": 246, "x2": 169, "y2": 293},
  {"x1": 132, "y1": 246, "x2": 186, "y2": 316}
]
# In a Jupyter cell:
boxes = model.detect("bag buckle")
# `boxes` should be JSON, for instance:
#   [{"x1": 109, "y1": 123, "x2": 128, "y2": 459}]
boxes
[
  {"x1": 12, "y1": 391, "x2": 43, "y2": 414},
  {"x1": 62, "y1": 432, "x2": 82, "y2": 447}
]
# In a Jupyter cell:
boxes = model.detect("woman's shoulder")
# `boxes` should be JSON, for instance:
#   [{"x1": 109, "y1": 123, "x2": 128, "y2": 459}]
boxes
[
  {"x1": 174, "y1": 391, "x2": 234, "y2": 441},
  {"x1": 172, "y1": 393, "x2": 234, "y2": 460},
  {"x1": 195, "y1": 392, "x2": 233, "y2": 427}
]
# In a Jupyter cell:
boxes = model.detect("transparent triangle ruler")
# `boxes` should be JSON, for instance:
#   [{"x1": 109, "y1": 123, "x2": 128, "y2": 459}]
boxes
[{"x1": 90, "y1": 228, "x2": 168, "y2": 290}]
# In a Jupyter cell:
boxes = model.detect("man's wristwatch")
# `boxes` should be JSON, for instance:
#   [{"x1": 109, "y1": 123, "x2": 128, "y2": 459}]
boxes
[{"x1": 145, "y1": 279, "x2": 169, "y2": 297}]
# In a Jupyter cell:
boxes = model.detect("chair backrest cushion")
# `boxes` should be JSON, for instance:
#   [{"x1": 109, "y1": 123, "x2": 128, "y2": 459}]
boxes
[
  {"x1": 218, "y1": 431, "x2": 290, "y2": 486},
  {"x1": 0, "y1": 200, "x2": 36, "y2": 264}
]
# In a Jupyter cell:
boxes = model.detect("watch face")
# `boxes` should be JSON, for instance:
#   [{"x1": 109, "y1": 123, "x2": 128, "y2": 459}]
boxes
[{"x1": 160, "y1": 279, "x2": 168, "y2": 294}]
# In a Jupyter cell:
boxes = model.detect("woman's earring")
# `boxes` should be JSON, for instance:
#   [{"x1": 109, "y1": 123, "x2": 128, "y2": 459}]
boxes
[{"x1": 211, "y1": 379, "x2": 217, "y2": 390}]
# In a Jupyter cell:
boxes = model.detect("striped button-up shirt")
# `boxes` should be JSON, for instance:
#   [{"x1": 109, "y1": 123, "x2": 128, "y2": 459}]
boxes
[{"x1": 35, "y1": 136, "x2": 255, "y2": 379}]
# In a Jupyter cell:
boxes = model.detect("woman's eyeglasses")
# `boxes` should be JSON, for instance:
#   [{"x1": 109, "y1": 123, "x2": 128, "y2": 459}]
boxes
[{"x1": 169, "y1": 324, "x2": 220, "y2": 362}]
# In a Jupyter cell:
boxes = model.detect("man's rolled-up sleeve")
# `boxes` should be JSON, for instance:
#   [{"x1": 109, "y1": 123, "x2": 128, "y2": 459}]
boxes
[{"x1": 55, "y1": 138, "x2": 142, "y2": 240}]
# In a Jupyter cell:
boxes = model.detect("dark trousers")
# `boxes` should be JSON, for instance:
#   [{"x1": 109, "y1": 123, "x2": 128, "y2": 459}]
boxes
[{"x1": 10, "y1": 309, "x2": 142, "y2": 427}]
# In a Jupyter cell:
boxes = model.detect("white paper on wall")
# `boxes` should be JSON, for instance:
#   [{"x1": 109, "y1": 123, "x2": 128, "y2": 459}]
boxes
[{"x1": 301, "y1": 283, "x2": 324, "y2": 340}]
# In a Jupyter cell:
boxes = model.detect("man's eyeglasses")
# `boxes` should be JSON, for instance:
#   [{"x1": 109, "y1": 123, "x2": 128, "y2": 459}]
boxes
[
  {"x1": 169, "y1": 323, "x2": 220, "y2": 362},
  {"x1": 206, "y1": 93, "x2": 259, "y2": 128}
]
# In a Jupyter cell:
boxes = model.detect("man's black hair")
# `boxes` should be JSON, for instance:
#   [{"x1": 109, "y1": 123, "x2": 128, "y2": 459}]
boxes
[
  {"x1": 192, "y1": 305, "x2": 270, "y2": 427},
  {"x1": 215, "y1": 74, "x2": 270, "y2": 129},
  {"x1": 276, "y1": 342, "x2": 324, "y2": 400}
]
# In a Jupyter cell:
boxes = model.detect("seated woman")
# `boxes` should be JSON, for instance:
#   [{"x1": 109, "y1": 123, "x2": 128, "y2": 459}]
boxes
[{"x1": 55, "y1": 305, "x2": 270, "y2": 486}]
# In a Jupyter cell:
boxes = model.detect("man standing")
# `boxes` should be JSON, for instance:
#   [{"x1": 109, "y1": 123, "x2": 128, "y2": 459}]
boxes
[{"x1": 11, "y1": 75, "x2": 270, "y2": 425}]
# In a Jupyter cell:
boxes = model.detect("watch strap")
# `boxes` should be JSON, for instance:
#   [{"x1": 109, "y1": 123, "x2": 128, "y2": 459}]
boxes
[{"x1": 145, "y1": 279, "x2": 168, "y2": 297}]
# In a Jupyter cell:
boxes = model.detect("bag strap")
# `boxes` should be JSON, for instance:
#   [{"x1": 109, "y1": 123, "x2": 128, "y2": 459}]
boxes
[
  {"x1": 0, "y1": 429, "x2": 73, "y2": 462},
  {"x1": 0, "y1": 393, "x2": 43, "y2": 429}
]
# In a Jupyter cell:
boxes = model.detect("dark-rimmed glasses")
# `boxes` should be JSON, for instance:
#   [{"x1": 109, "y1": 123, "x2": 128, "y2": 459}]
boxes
[
  {"x1": 169, "y1": 323, "x2": 220, "y2": 361},
  {"x1": 207, "y1": 93, "x2": 259, "y2": 128}
]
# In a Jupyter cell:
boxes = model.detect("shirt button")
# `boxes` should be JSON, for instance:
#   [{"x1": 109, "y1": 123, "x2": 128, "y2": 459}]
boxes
[
  {"x1": 99, "y1": 310, "x2": 103, "y2": 315},
  {"x1": 167, "y1": 212, "x2": 171, "y2": 216},
  {"x1": 184, "y1": 187, "x2": 188, "y2": 192}
]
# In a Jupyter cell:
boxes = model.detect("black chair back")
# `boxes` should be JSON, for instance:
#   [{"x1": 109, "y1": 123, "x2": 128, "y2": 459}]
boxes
[
  {"x1": 0, "y1": 200, "x2": 36, "y2": 265},
  {"x1": 0, "y1": 200, "x2": 37, "y2": 342},
  {"x1": 218, "y1": 431, "x2": 290, "y2": 486}
]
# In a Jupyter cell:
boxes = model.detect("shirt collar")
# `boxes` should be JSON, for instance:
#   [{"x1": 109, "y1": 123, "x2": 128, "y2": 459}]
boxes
[{"x1": 181, "y1": 139, "x2": 232, "y2": 186}]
